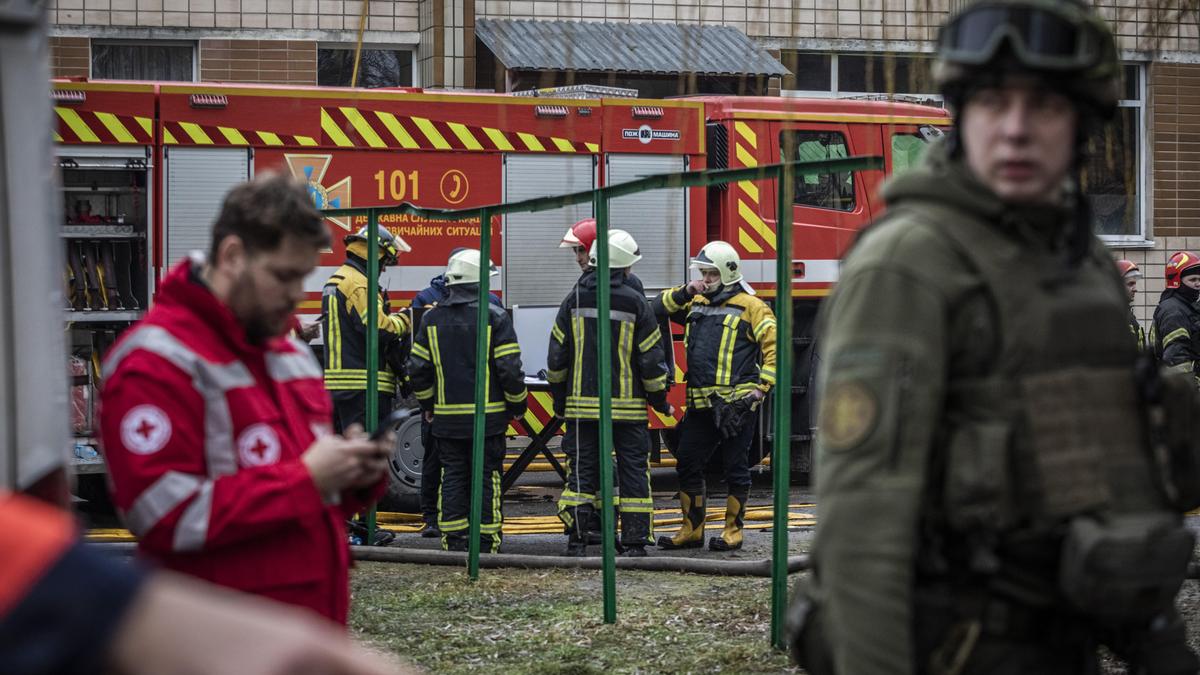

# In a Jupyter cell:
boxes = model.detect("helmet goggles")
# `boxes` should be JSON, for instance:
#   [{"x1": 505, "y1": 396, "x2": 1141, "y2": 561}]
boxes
[{"x1": 938, "y1": 2, "x2": 1103, "y2": 72}]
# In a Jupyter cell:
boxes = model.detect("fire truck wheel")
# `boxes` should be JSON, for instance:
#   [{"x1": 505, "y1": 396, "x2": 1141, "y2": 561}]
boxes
[{"x1": 379, "y1": 411, "x2": 422, "y2": 513}]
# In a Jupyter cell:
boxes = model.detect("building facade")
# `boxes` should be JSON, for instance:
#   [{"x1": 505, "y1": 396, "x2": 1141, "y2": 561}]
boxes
[{"x1": 47, "y1": 0, "x2": 1200, "y2": 324}]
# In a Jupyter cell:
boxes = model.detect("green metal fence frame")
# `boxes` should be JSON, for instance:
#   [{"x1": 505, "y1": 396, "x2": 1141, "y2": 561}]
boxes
[{"x1": 325, "y1": 153, "x2": 882, "y2": 646}]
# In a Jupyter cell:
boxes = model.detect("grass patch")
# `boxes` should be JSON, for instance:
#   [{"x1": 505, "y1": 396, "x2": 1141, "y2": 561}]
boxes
[{"x1": 350, "y1": 562, "x2": 800, "y2": 674}]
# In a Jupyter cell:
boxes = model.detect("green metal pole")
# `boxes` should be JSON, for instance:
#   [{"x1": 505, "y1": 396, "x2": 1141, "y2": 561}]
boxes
[
  {"x1": 770, "y1": 166, "x2": 795, "y2": 649},
  {"x1": 365, "y1": 210, "x2": 380, "y2": 545},
  {"x1": 594, "y1": 193, "x2": 616, "y2": 624},
  {"x1": 468, "y1": 207, "x2": 493, "y2": 580}
]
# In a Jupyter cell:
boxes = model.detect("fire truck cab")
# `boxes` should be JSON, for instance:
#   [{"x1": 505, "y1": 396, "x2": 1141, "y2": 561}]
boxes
[{"x1": 52, "y1": 80, "x2": 949, "y2": 508}]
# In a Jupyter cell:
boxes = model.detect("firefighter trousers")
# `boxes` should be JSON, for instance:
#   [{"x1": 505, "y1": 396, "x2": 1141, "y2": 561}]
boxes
[
  {"x1": 331, "y1": 392, "x2": 394, "y2": 435},
  {"x1": 674, "y1": 408, "x2": 754, "y2": 495},
  {"x1": 436, "y1": 434, "x2": 504, "y2": 553},
  {"x1": 557, "y1": 420, "x2": 653, "y2": 547},
  {"x1": 419, "y1": 419, "x2": 441, "y2": 527}
]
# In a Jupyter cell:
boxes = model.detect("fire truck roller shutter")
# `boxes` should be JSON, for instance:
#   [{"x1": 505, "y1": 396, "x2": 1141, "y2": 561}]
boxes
[
  {"x1": 605, "y1": 154, "x2": 688, "y2": 293},
  {"x1": 503, "y1": 154, "x2": 595, "y2": 307},
  {"x1": 165, "y1": 147, "x2": 250, "y2": 266}
]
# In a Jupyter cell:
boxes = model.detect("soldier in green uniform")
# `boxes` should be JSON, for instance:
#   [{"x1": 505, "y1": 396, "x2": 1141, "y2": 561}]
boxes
[{"x1": 789, "y1": 2, "x2": 1200, "y2": 674}]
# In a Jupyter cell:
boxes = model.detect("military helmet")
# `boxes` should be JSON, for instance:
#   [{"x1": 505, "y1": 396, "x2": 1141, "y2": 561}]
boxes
[
  {"x1": 588, "y1": 229, "x2": 643, "y2": 269},
  {"x1": 933, "y1": 0, "x2": 1122, "y2": 119},
  {"x1": 444, "y1": 248, "x2": 499, "y2": 286},
  {"x1": 344, "y1": 225, "x2": 411, "y2": 266},
  {"x1": 560, "y1": 218, "x2": 597, "y2": 250},
  {"x1": 1166, "y1": 251, "x2": 1200, "y2": 289}
]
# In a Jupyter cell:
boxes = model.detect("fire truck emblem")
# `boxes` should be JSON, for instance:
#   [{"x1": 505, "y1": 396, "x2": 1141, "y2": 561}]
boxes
[
  {"x1": 237, "y1": 423, "x2": 281, "y2": 467},
  {"x1": 285, "y1": 153, "x2": 352, "y2": 233}
]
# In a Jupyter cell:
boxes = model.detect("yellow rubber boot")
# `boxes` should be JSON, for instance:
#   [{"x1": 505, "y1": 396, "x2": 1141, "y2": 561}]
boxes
[
  {"x1": 656, "y1": 491, "x2": 706, "y2": 550},
  {"x1": 708, "y1": 493, "x2": 746, "y2": 552}
]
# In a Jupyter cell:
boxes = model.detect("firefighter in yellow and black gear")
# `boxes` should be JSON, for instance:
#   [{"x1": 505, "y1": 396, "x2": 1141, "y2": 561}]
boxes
[
  {"x1": 654, "y1": 241, "x2": 776, "y2": 552},
  {"x1": 321, "y1": 225, "x2": 412, "y2": 432},
  {"x1": 406, "y1": 249, "x2": 526, "y2": 553},
  {"x1": 546, "y1": 230, "x2": 673, "y2": 558},
  {"x1": 1152, "y1": 251, "x2": 1200, "y2": 388}
]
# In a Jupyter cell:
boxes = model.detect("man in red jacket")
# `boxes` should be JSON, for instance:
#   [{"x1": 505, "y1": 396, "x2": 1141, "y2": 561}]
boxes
[{"x1": 99, "y1": 173, "x2": 388, "y2": 624}]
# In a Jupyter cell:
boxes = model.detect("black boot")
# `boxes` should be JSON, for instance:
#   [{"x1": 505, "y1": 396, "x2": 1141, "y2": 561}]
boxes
[
  {"x1": 622, "y1": 545, "x2": 647, "y2": 558},
  {"x1": 563, "y1": 538, "x2": 588, "y2": 557},
  {"x1": 420, "y1": 522, "x2": 441, "y2": 538},
  {"x1": 444, "y1": 536, "x2": 468, "y2": 552}
]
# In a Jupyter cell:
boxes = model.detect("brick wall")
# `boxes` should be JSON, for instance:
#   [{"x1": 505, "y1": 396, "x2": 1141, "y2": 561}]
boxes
[
  {"x1": 49, "y1": 0, "x2": 419, "y2": 32},
  {"x1": 199, "y1": 39, "x2": 315, "y2": 84},
  {"x1": 49, "y1": 36, "x2": 90, "y2": 78},
  {"x1": 1150, "y1": 63, "x2": 1200, "y2": 241}
]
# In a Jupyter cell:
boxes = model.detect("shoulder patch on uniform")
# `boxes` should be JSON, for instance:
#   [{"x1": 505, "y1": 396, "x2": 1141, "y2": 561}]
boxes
[
  {"x1": 819, "y1": 381, "x2": 878, "y2": 451},
  {"x1": 237, "y1": 424, "x2": 281, "y2": 467},
  {"x1": 120, "y1": 404, "x2": 172, "y2": 455}
]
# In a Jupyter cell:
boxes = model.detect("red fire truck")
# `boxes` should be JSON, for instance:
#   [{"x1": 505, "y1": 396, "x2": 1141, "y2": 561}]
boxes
[{"x1": 53, "y1": 79, "x2": 949, "y2": 508}]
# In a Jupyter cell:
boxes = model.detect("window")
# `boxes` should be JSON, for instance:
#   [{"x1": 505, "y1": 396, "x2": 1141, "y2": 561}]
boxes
[
  {"x1": 779, "y1": 50, "x2": 940, "y2": 103},
  {"x1": 92, "y1": 41, "x2": 194, "y2": 81},
  {"x1": 1085, "y1": 63, "x2": 1144, "y2": 239},
  {"x1": 782, "y1": 131, "x2": 855, "y2": 211},
  {"x1": 891, "y1": 133, "x2": 928, "y2": 177},
  {"x1": 318, "y1": 48, "x2": 413, "y2": 88}
]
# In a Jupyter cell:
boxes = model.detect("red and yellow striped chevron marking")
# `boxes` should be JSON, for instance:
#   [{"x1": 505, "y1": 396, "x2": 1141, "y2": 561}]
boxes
[
  {"x1": 506, "y1": 390, "x2": 560, "y2": 437},
  {"x1": 160, "y1": 119, "x2": 318, "y2": 147},
  {"x1": 55, "y1": 108, "x2": 154, "y2": 145},
  {"x1": 320, "y1": 107, "x2": 599, "y2": 154},
  {"x1": 731, "y1": 121, "x2": 777, "y2": 255}
]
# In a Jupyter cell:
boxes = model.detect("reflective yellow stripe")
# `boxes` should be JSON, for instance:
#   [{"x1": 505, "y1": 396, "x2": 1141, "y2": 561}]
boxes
[
  {"x1": 753, "y1": 318, "x2": 776, "y2": 341},
  {"x1": 482, "y1": 127, "x2": 515, "y2": 151},
  {"x1": 494, "y1": 343, "x2": 521, "y2": 358},
  {"x1": 162, "y1": 127, "x2": 178, "y2": 145},
  {"x1": 715, "y1": 315, "x2": 737, "y2": 385},
  {"x1": 412, "y1": 117, "x2": 451, "y2": 149},
  {"x1": 738, "y1": 199, "x2": 777, "y2": 249},
  {"x1": 95, "y1": 112, "x2": 136, "y2": 143},
  {"x1": 735, "y1": 121, "x2": 757, "y2": 149},
  {"x1": 415, "y1": 386, "x2": 435, "y2": 400},
  {"x1": 739, "y1": 227, "x2": 765, "y2": 254},
  {"x1": 429, "y1": 326, "x2": 445, "y2": 405},
  {"x1": 759, "y1": 366, "x2": 776, "y2": 385},
  {"x1": 296, "y1": 135, "x2": 317, "y2": 146},
  {"x1": 375, "y1": 110, "x2": 419, "y2": 149},
  {"x1": 505, "y1": 388, "x2": 527, "y2": 403},
  {"x1": 735, "y1": 143, "x2": 757, "y2": 167},
  {"x1": 572, "y1": 316, "x2": 585, "y2": 398},
  {"x1": 546, "y1": 368, "x2": 568, "y2": 383},
  {"x1": 179, "y1": 121, "x2": 213, "y2": 144},
  {"x1": 661, "y1": 288, "x2": 687, "y2": 314},
  {"x1": 53, "y1": 131, "x2": 63, "y2": 142},
  {"x1": 585, "y1": 142, "x2": 599, "y2": 153},
  {"x1": 517, "y1": 132, "x2": 545, "y2": 152},
  {"x1": 56, "y1": 107, "x2": 99, "y2": 143},
  {"x1": 740, "y1": 180, "x2": 759, "y2": 204},
  {"x1": 638, "y1": 328, "x2": 660, "y2": 353},
  {"x1": 257, "y1": 131, "x2": 283, "y2": 146},
  {"x1": 1163, "y1": 327, "x2": 1190, "y2": 347},
  {"x1": 411, "y1": 342, "x2": 431, "y2": 361},
  {"x1": 328, "y1": 294, "x2": 342, "y2": 369},
  {"x1": 218, "y1": 126, "x2": 248, "y2": 145},
  {"x1": 552, "y1": 323, "x2": 566, "y2": 344},
  {"x1": 135, "y1": 116, "x2": 153, "y2": 138},
  {"x1": 321, "y1": 109, "x2": 353, "y2": 147},
  {"x1": 618, "y1": 321, "x2": 633, "y2": 400},
  {"x1": 341, "y1": 107, "x2": 386, "y2": 148},
  {"x1": 435, "y1": 402, "x2": 506, "y2": 414},
  {"x1": 552, "y1": 137, "x2": 575, "y2": 153},
  {"x1": 448, "y1": 121, "x2": 484, "y2": 150}
]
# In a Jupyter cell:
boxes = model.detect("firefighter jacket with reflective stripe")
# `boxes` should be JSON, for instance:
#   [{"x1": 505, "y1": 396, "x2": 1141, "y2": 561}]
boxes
[
  {"x1": 546, "y1": 269, "x2": 672, "y2": 422},
  {"x1": 655, "y1": 283, "x2": 777, "y2": 409},
  {"x1": 1151, "y1": 288, "x2": 1200, "y2": 386},
  {"x1": 99, "y1": 259, "x2": 383, "y2": 625},
  {"x1": 808, "y1": 140, "x2": 1184, "y2": 675},
  {"x1": 1129, "y1": 308, "x2": 1148, "y2": 352},
  {"x1": 406, "y1": 283, "x2": 527, "y2": 439},
  {"x1": 321, "y1": 254, "x2": 411, "y2": 394}
]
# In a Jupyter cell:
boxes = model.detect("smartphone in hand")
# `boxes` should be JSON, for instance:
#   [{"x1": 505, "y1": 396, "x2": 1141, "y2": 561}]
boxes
[{"x1": 369, "y1": 408, "x2": 414, "y2": 442}]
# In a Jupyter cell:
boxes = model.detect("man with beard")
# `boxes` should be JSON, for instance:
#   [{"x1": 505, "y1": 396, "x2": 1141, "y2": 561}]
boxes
[{"x1": 100, "y1": 173, "x2": 389, "y2": 623}]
